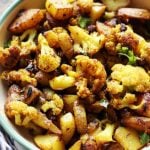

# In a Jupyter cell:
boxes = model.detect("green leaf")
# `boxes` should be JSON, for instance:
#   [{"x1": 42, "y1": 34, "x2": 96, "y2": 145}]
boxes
[
  {"x1": 78, "y1": 16, "x2": 91, "y2": 28},
  {"x1": 140, "y1": 132, "x2": 150, "y2": 145},
  {"x1": 118, "y1": 46, "x2": 139, "y2": 65}
]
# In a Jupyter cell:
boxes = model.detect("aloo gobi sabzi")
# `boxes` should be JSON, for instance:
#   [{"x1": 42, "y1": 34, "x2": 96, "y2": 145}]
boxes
[{"x1": 1, "y1": 0, "x2": 150, "y2": 149}]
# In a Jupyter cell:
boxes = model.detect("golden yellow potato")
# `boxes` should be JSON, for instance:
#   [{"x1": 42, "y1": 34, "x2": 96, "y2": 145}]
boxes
[
  {"x1": 45, "y1": 0, "x2": 73, "y2": 20},
  {"x1": 63, "y1": 95, "x2": 78, "y2": 113},
  {"x1": 77, "y1": 0, "x2": 93, "y2": 13},
  {"x1": 34, "y1": 134, "x2": 65, "y2": 150},
  {"x1": 49, "y1": 75, "x2": 75, "y2": 90},
  {"x1": 114, "y1": 127, "x2": 143, "y2": 150},
  {"x1": 73, "y1": 101, "x2": 87, "y2": 134},
  {"x1": 60, "y1": 112, "x2": 75, "y2": 144}
]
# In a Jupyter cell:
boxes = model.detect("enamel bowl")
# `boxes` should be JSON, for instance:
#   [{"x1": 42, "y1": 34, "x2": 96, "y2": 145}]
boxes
[{"x1": 0, "y1": 0, "x2": 150, "y2": 149}]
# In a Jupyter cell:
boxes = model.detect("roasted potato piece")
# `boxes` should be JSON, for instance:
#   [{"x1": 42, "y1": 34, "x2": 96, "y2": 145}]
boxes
[
  {"x1": 94, "y1": 123, "x2": 115, "y2": 144},
  {"x1": 73, "y1": 101, "x2": 87, "y2": 134},
  {"x1": 68, "y1": 26, "x2": 105, "y2": 56},
  {"x1": 117, "y1": 8, "x2": 150, "y2": 20},
  {"x1": 90, "y1": 3, "x2": 106, "y2": 22},
  {"x1": 58, "y1": 31, "x2": 73, "y2": 59},
  {"x1": 45, "y1": 0, "x2": 73, "y2": 20},
  {"x1": 37, "y1": 34, "x2": 61, "y2": 72},
  {"x1": 9, "y1": 9, "x2": 45, "y2": 34},
  {"x1": 77, "y1": 0, "x2": 93, "y2": 13},
  {"x1": 0, "y1": 46, "x2": 20, "y2": 69},
  {"x1": 63, "y1": 95, "x2": 78, "y2": 113},
  {"x1": 49, "y1": 75, "x2": 75, "y2": 90},
  {"x1": 69, "y1": 140, "x2": 82, "y2": 150},
  {"x1": 5, "y1": 100, "x2": 61, "y2": 134},
  {"x1": 44, "y1": 30, "x2": 59, "y2": 48},
  {"x1": 121, "y1": 116, "x2": 150, "y2": 133},
  {"x1": 34, "y1": 134, "x2": 65, "y2": 150},
  {"x1": 1, "y1": 69, "x2": 37, "y2": 87},
  {"x1": 114, "y1": 126, "x2": 143, "y2": 150},
  {"x1": 35, "y1": 71, "x2": 52, "y2": 86},
  {"x1": 101, "y1": 0, "x2": 130, "y2": 11},
  {"x1": 60, "y1": 112, "x2": 75, "y2": 144}
]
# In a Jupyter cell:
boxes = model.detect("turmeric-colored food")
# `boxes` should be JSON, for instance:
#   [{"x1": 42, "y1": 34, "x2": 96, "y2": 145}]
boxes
[{"x1": 1, "y1": 0, "x2": 150, "y2": 149}]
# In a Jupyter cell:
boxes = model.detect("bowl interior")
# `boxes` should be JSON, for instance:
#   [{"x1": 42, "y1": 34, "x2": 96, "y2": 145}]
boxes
[{"x1": 0, "y1": 0, "x2": 45, "y2": 150}]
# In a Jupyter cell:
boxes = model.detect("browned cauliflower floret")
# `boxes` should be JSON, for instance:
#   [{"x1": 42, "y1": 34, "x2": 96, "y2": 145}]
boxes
[
  {"x1": 5, "y1": 100, "x2": 61, "y2": 134},
  {"x1": 44, "y1": 27, "x2": 73, "y2": 59},
  {"x1": 97, "y1": 22, "x2": 150, "y2": 64},
  {"x1": 41, "y1": 89, "x2": 64, "y2": 115},
  {"x1": 1, "y1": 69, "x2": 37, "y2": 87},
  {"x1": 107, "y1": 64, "x2": 150, "y2": 94},
  {"x1": 68, "y1": 26, "x2": 105, "y2": 56},
  {"x1": 11, "y1": 29, "x2": 38, "y2": 56},
  {"x1": 37, "y1": 34, "x2": 61, "y2": 72},
  {"x1": 75, "y1": 55, "x2": 107, "y2": 94},
  {"x1": 0, "y1": 46, "x2": 20, "y2": 69}
]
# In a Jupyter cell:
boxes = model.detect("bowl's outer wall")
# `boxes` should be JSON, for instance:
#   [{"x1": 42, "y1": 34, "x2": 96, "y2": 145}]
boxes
[
  {"x1": 0, "y1": 0, "x2": 45, "y2": 150},
  {"x1": 0, "y1": 0, "x2": 150, "y2": 150}
]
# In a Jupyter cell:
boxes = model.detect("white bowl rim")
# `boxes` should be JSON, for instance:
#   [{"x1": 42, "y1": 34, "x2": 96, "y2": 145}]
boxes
[{"x1": 0, "y1": 1, "x2": 39, "y2": 149}]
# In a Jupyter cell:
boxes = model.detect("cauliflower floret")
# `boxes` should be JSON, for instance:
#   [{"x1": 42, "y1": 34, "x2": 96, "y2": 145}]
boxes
[
  {"x1": 37, "y1": 34, "x2": 61, "y2": 72},
  {"x1": 41, "y1": 90, "x2": 64, "y2": 115},
  {"x1": 68, "y1": 26, "x2": 105, "y2": 56},
  {"x1": 107, "y1": 64, "x2": 150, "y2": 94},
  {"x1": 1, "y1": 69, "x2": 37, "y2": 87},
  {"x1": 111, "y1": 93, "x2": 137, "y2": 109},
  {"x1": 5, "y1": 100, "x2": 61, "y2": 134},
  {"x1": 75, "y1": 55, "x2": 107, "y2": 94},
  {"x1": 11, "y1": 29, "x2": 38, "y2": 56},
  {"x1": 0, "y1": 46, "x2": 20, "y2": 69},
  {"x1": 44, "y1": 27, "x2": 73, "y2": 59}
]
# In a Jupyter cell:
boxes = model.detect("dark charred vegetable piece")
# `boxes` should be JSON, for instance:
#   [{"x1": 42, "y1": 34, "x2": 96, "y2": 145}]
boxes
[
  {"x1": 121, "y1": 116, "x2": 150, "y2": 133},
  {"x1": 117, "y1": 8, "x2": 150, "y2": 20},
  {"x1": 135, "y1": 93, "x2": 150, "y2": 118},
  {"x1": 24, "y1": 85, "x2": 40, "y2": 104}
]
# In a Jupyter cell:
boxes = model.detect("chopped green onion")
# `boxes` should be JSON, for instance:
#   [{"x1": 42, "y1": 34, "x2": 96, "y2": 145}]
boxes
[
  {"x1": 78, "y1": 16, "x2": 91, "y2": 28},
  {"x1": 140, "y1": 132, "x2": 150, "y2": 145}
]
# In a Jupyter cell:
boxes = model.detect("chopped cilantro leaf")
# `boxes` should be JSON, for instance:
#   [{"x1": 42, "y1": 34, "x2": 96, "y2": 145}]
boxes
[
  {"x1": 140, "y1": 132, "x2": 150, "y2": 145},
  {"x1": 78, "y1": 16, "x2": 91, "y2": 28}
]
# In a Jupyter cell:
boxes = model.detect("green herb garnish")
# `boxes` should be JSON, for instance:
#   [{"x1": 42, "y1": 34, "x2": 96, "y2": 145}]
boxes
[
  {"x1": 78, "y1": 16, "x2": 91, "y2": 28},
  {"x1": 140, "y1": 132, "x2": 150, "y2": 145},
  {"x1": 118, "y1": 46, "x2": 140, "y2": 65}
]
